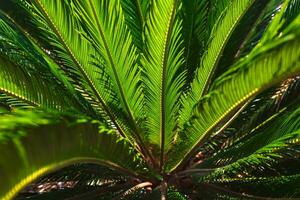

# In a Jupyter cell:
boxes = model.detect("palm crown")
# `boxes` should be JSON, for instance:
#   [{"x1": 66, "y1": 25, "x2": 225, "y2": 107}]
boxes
[{"x1": 0, "y1": 0, "x2": 300, "y2": 199}]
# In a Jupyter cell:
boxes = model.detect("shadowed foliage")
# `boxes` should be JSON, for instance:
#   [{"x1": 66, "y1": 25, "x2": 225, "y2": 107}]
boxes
[{"x1": 0, "y1": 0, "x2": 300, "y2": 199}]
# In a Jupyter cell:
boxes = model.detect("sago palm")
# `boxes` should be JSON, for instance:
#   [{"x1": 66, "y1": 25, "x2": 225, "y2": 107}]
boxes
[{"x1": 0, "y1": 0, "x2": 300, "y2": 199}]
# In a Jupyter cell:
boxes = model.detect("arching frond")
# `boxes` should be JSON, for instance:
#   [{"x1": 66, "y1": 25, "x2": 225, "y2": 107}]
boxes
[
  {"x1": 0, "y1": 110, "x2": 147, "y2": 200},
  {"x1": 0, "y1": 0, "x2": 300, "y2": 199},
  {"x1": 180, "y1": 0, "x2": 256, "y2": 127},
  {"x1": 206, "y1": 129, "x2": 300, "y2": 179},
  {"x1": 73, "y1": 0, "x2": 143, "y2": 127},
  {"x1": 71, "y1": 0, "x2": 154, "y2": 164},
  {"x1": 214, "y1": 1, "x2": 271, "y2": 80},
  {"x1": 0, "y1": 16, "x2": 79, "y2": 111},
  {"x1": 14, "y1": 0, "x2": 139, "y2": 146},
  {"x1": 207, "y1": 173, "x2": 300, "y2": 198},
  {"x1": 167, "y1": 13, "x2": 300, "y2": 172},
  {"x1": 200, "y1": 97, "x2": 300, "y2": 169}
]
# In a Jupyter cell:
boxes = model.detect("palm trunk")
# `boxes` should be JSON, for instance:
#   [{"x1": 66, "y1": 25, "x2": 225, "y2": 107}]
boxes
[{"x1": 160, "y1": 181, "x2": 167, "y2": 200}]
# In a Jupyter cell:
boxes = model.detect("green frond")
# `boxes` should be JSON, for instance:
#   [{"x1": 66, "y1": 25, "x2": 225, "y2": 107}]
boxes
[
  {"x1": 0, "y1": 17, "x2": 73, "y2": 110},
  {"x1": 2, "y1": 9, "x2": 100, "y2": 115},
  {"x1": 283, "y1": 0, "x2": 300, "y2": 28},
  {"x1": 74, "y1": 0, "x2": 144, "y2": 124},
  {"x1": 167, "y1": 13, "x2": 300, "y2": 172},
  {"x1": 214, "y1": 1, "x2": 271, "y2": 79},
  {"x1": 206, "y1": 130, "x2": 300, "y2": 180},
  {"x1": 15, "y1": 163, "x2": 135, "y2": 199},
  {"x1": 208, "y1": 174, "x2": 300, "y2": 198},
  {"x1": 202, "y1": 95, "x2": 300, "y2": 177},
  {"x1": 24, "y1": 1, "x2": 114, "y2": 112},
  {"x1": 0, "y1": 0, "x2": 300, "y2": 199},
  {"x1": 207, "y1": 0, "x2": 231, "y2": 29},
  {"x1": 17, "y1": 0, "x2": 137, "y2": 144},
  {"x1": 181, "y1": 0, "x2": 209, "y2": 86},
  {"x1": 181, "y1": 0, "x2": 210, "y2": 46},
  {"x1": 71, "y1": 0, "x2": 151, "y2": 159},
  {"x1": 200, "y1": 98, "x2": 300, "y2": 169},
  {"x1": 234, "y1": 1, "x2": 282, "y2": 59},
  {"x1": 140, "y1": 0, "x2": 185, "y2": 167},
  {"x1": 180, "y1": 0, "x2": 256, "y2": 127},
  {"x1": 199, "y1": 92, "x2": 279, "y2": 164},
  {"x1": 0, "y1": 93, "x2": 34, "y2": 110},
  {"x1": 140, "y1": 0, "x2": 150, "y2": 18},
  {"x1": 121, "y1": 0, "x2": 147, "y2": 51},
  {"x1": 0, "y1": 110, "x2": 147, "y2": 200}
]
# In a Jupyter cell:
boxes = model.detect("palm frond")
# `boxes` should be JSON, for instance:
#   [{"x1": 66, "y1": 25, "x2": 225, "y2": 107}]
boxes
[
  {"x1": 140, "y1": 0, "x2": 185, "y2": 169},
  {"x1": 0, "y1": 93, "x2": 33, "y2": 110},
  {"x1": 0, "y1": 0, "x2": 300, "y2": 199},
  {"x1": 0, "y1": 110, "x2": 147, "y2": 200},
  {"x1": 121, "y1": 0, "x2": 147, "y2": 52},
  {"x1": 207, "y1": 173, "x2": 300, "y2": 198},
  {"x1": 15, "y1": 0, "x2": 138, "y2": 145},
  {"x1": 15, "y1": 0, "x2": 110, "y2": 114},
  {"x1": 16, "y1": 163, "x2": 137, "y2": 200},
  {"x1": 167, "y1": 12, "x2": 300, "y2": 172},
  {"x1": 235, "y1": 0, "x2": 282, "y2": 59},
  {"x1": 0, "y1": 16, "x2": 77, "y2": 110},
  {"x1": 213, "y1": 1, "x2": 271, "y2": 79},
  {"x1": 72, "y1": 0, "x2": 143, "y2": 120},
  {"x1": 199, "y1": 77, "x2": 300, "y2": 168},
  {"x1": 180, "y1": 0, "x2": 256, "y2": 127},
  {"x1": 283, "y1": 0, "x2": 300, "y2": 27},
  {"x1": 71, "y1": 0, "x2": 153, "y2": 163},
  {"x1": 199, "y1": 86, "x2": 300, "y2": 169},
  {"x1": 209, "y1": 130, "x2": 300, "y2": 180},
  {"x1": 181, "y1": 0, "x2": 209, "y2": 87},
  {"x1": 207, "y1": 0, "x2": 231, "y2": 29}
]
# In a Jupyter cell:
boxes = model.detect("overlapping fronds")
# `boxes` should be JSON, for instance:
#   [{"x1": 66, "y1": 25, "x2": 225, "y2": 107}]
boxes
[
  {"x1": 167, "y1": 11, "x2": 300, "y2": 172},
  {"x1": 72, "y1": 0, "x2": 143, "y2": 127},
  {"x1": 180, "y1": 0, "x2": 209, "y2": 86},
  {"x1": 19, "y1": 0, "x2": 124, "y2": 119},
  {"x1": 206, "y1": 130, "x2": 300, "y2": 180},
  {"x1": 0, "y1": 110, "x2": 147, "y2": 200},
  {"x1": 0, "y1": 0, "x2": 300, "y2": 199},
  {"x1": 208, "y1": 174, "x2": 300, "y2": 198},
  {"x1": 15, "y1": 163, "x2": 136, "y2": 199},
  {"x1": 69, "y1": 0, "x2": 153, "y2": 162},
  {"x1": 0, "y1": 16, "x2": 79, "y2": 111},
  {"x1": 214, "y1": 1, "x2": 271, "y2": 79},
  {"x1": 200, "y1": 97, "x2": 300, "y2": 169},
  {"x1": 180, "y1": 0, "x2": 255, "y2": 127},
  {"x1": 200, "y1": 77, "x2": 300, "y2": 167}
]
